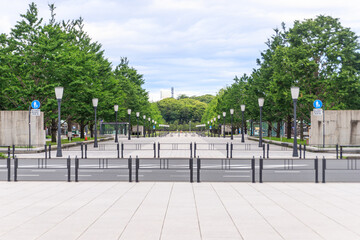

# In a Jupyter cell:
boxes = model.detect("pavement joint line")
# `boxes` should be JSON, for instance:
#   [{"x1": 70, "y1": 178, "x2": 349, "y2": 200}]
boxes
[
  {"x1": 75, "y1": 182, "x2": 137, "y2": 240},
  {"x1": 0, "y1": 182, "x2": 96, "y2": 238},
  {"x1": 159, "y1": 183, "x2": 174, "y2": 240},
  {"x1": 230, "y1": 183, "x2": 286, "y2": 240},
  {"x1": 211, "y1": 183, "x2": 244, "y2": 240},
  {"x1": 250, "y1": 183, "x2": 326, "y2": 239},
  {"x1": 191, "y1": 183, "x2": 203, "y2": 240},
  {"x1": 34, "y1": 182, "x2": 120, "y2": 240}
]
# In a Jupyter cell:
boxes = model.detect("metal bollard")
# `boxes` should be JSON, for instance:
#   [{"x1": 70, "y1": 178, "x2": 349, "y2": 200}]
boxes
[
  {"x1": 197, "y1": 157, "x2": 201, "y2": 183},
  {"x1": 230, "y1": 143, "x2": 233, "y2": 159},
  {"x1": 190, "y1": 142, "x2": 193, "y2": 158},
  {"x1": 322, "y1": 157, "x2": 326, "y2": 183},
  {"x1": 85, "y1": 144, "x2": 88, "y2": 159},
  {"x1": 262, "y1": 144, "x2": 265, "y2": 159},
  {"x1": 49, "y1": 144, "x2": 51, "y2": 159},
  {"x1": 194, "y1": 142, "x2": 196, "y2": 159},
  {"x1": 117, "y1": 143, "x2": 120, "y2": 159},
  {"x1": 75, "y1": 157, "x2": 79, "y2": 182},
  {"x1": 7, "y1": 158, "x2": 10, "y2": 182},
  {"x1": 340, "y1": 146, "x2": 343, "y2": 159},
  {"x1": 158, "y1": 142, "x2": 160, "y2": 158},
  {"x1": 190, "y1": 158, "x2": 193, "y2": 183},
  {"x1": 81, "y1": 143, "x2": 84, "y2": 159},
  {"x1": 67, "y1": 156, "x2": 71, "y2": 182},
  {"x1": 336, "y1": 144, "x2": 338, "y2": 159},
  {"x1": 12, "y1": 145, "x2": 15, "y2": 159},
  {"x1": 14, "y1": 158, "x2": 18, "y2": 182},
  {"x1": 251, "y1": 157, "x2": 255, "y2": 183},
  {"x1": 259, "y1": 156, "x2": 263, "y2": 183},
  {"x1": 121, "y1": 143, "x2": 124, "y2": 158},
  {"x1": 135, "y1": 156, "x2": 139, "y2": 182},
  {"x1": 226, "y1": 143, "x2": 229, "y2": 159},
  {"x1": 154, "y1": 143, "x2": 156, "y2": 158},
  {"x1": 267, "y1": 144, "x2": 269, "y2": 159},
  {"x1": 303, "y1": 145, "x2": 306, "y2": 159},
  {"x1": 45, "y1": 144, "x2": 47, "y2": 159},
  {"x1": 128, "y1": 157, "x2": 132, "y2": 182},
  {"x1": 315, "y1": 157, "x2": 319, "y2": 183},
  {"x1": 299, "y1": 144, "x2": 302, "y2": 159}
]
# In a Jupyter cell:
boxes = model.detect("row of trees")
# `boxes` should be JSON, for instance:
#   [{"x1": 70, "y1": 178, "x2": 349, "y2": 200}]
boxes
[
  {"x1": 202, "y1": 15, "x2": 360, "y2": 140},
  {"x1": 0, "y1": 3, "x2": 163, "y2": 142}
]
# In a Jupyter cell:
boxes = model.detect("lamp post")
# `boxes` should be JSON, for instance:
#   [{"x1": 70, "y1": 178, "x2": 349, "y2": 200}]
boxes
[
  {"x1": 155, "y1": 121, "x2": 157, "y2": 137},
  {"x1": 128, "y1": 109, "x2": 131, "y2": 140},
  {"x1": 222, "y1": 112, "x2": 226, "y2": 138},
  {"x1": 114, "y1": 105, "x2": 118, "y2": 143},
  {"x1": 291, "y1": 87, "x2": 300, "y2": 157},
  {"x1": 258, "y1": 98, "x2": 264, "y2": 147},
  {"x1": 148, "y1": 118, "x2": 151, "y2": 137},
  {"x1": 152, "y1": 120, "x2": 154, "y2": 137},
  {"x1": 55, "y1": 86, "x2": 64, "y2": 157},
  {"x1": 213, "y1": 117, "x2": 216, "y2": 137},
  {"x1": 218, "y1": 115, "x2": 221, "y2": 137},
  {"x1": 136, "y1": 112, "x2": 140, "y2": 138},
  {"x1": 241, "y1": 104, "x2": 245, "y2": 143},
  {"x1": 230, "y1": 109, "x2": 234, "y2": 140},
  {"x1": 92, "y1": 98, "x2": 98, "y2": 148},
  {"x1": 207, "y1": 121, "x2": 210, "y2": 137},
  {"x1": 143, "y1": 115, "x2": 146, "y2": 137}
]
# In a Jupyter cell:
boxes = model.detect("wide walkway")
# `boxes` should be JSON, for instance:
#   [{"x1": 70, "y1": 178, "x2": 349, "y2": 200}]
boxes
[{"x1": 1, "y1": 182, "x2": 360, "y2": 240}]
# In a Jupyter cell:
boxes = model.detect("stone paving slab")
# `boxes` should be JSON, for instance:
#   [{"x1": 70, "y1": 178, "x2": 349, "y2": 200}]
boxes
[{"x1": 1, "y1": 182, "x2": 360, "y2": 240}]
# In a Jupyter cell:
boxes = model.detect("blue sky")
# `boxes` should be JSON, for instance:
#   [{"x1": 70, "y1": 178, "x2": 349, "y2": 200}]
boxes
[{"x1": 1, "y1": 0, "x2": 360, "y2": 101}]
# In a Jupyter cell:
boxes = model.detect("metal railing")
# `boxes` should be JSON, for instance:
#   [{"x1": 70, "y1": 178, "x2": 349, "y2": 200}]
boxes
[
  {"x1": 194, "y1": 142, "x2": 228, "y2": 158},
  {"x1": 0, "y1": 158, "x2": 11, "y2": 181},
  {"x1": 158, "y1": 142, "x2": 192, "y2": 158},
  {"x1": 14, "y1": 157, "x2": 71, "y2": 182},
  {"x1": 135, "y1": 157, "x2": 193, "y2": 182},
  {"x1": 75, "y1": 156, "x2": 132, "y2": 182},
  {"x1": 196, "y1": 157, "x2": 255, "y2": 183},
  {"x1": 322, "y1": 157, "x2": 360, "y2": 183},
  {"x1": 259, "y1": 157, "x2": 319, "y2": 183}
]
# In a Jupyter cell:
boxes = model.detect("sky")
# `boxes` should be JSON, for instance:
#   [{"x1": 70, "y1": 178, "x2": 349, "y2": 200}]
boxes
[{"x1": 1, "y1": 0, "x2": 360, "y2": 101}]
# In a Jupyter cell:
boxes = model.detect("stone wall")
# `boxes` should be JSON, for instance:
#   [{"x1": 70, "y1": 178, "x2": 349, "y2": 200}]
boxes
[
  {"x1": 0, "y1": 111, "x2": 45, "y2": 146},
  {"x1": 309, "y1": 110, "x2": 360, "y2": 145}
]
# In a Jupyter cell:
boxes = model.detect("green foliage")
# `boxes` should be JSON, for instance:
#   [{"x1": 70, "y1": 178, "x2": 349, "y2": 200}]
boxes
[{"x1": 157, "y1": 97, "x2": 207, "y2": 124}]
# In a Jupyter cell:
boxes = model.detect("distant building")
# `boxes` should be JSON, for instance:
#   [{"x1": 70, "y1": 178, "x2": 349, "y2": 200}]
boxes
[{"x1": 160, "y1": 89, "x2": 171, "y2": 100}]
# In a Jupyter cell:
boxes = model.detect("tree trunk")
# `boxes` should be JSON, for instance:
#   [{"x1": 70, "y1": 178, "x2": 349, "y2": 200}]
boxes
[
  {"x1": 276, "y1": 121, "x2": 281, "y2": 138},
  {"x1": 80, "y1": 120, "x2": 85, "y2": 139},
  {"x1": 267, "y1": 121, "x2": 272, "y2": 137},
  {"x1": 287, "y1": 115, "x2": 292, "y2": 139},
  {"x1": 67, "y1": 117, "x2": 72, "y2": 140},
  {"x1": 90, "y1": 123, "x2": 94, "y2": 138},
  {"x1": 51, "y1": 119, "x2": 57, "y2": 142},
  {"x1": 300, "y1": 118, "x2": 304, "y2": 141}
]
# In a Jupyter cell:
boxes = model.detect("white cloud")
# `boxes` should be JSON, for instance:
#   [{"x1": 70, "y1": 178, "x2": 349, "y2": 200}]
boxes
[{"x1": 1, "y1": 0, "x2": 360, "y2": 100}]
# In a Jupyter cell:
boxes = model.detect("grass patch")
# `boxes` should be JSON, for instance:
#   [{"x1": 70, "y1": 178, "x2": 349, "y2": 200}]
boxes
[
  {"x1": 0, "y1": 152, "x2": 8, "y2": 158},
  {"x1": 46, "y1": 137, "x2": 95, "y2": 145},
  {"x1": 263, "y1": 136, "x2": 307, "y2": 145}
]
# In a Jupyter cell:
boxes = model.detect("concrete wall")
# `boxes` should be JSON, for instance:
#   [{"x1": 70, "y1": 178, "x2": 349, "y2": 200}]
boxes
[
  {"x1": 0, "y1": 111, "x2": 45, "y2": 146},
  {"x1": 309, "y1": 110, "x2": 360, "y2": 145}
]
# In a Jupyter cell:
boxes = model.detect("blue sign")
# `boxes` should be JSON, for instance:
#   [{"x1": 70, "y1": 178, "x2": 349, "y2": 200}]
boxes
[
  {"x1": 153, "y1": 126, "x2": 155, "y2": 129},
  {"x1": 31, "y1": 100, "x2": 40, "y2": 109},
  {"x1": 313, "y1": 100, "x2": 322, "y2": 109},
  {"x1": 210, "y1": 126, "x2": 212, "y2": 129}
]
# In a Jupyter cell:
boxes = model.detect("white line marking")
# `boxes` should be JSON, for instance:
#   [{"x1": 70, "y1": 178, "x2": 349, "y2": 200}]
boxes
[
  {"x1": 31, "y1": 170, "x2": 57, "y2": 172},
  {"x1": 17, "y1": 174, "x2": 40, "y2": 177},
  {"x1": 274, "y1": 171, "x2": 301, "y2": 173},
  {"x1": 223, "y1": 175, "x2": 250, "y2": 178}
]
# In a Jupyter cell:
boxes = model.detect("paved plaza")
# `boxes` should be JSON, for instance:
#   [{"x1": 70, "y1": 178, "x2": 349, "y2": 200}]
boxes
[
  {"x1": 1, "y1": 182, "x2": 360, "y2": 240},
  {"x1": 1, "y1": 135, "x2": 360, "y2": 239}
]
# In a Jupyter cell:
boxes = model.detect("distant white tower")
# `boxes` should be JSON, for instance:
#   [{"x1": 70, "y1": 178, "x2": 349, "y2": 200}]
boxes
[{"x1": 160, "y1": 89, "x2": 171, "y2": 100}]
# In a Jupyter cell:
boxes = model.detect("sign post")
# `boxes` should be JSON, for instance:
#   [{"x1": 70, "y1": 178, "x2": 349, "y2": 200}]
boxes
[
  {"x1": 29, "y1": 100, "x2": 41, "y2": 148},
  {"x1": 313, "y1": 100, "x2": 325, "y2": 148}
]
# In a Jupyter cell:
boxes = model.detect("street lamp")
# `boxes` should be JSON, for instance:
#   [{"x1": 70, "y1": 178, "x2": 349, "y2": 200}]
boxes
[
  {"x1": 92, "y1": 98, "x2": 98, "y2": 147},
  {"x1": 211, "y1": 119, "x2": 213, "y2": 137},
  {"x1": 148, "y1": 118, "x2": 151, "y2": 137},
  {"x1": 152, "y1": 119, "x2": 154, "y2": 137},
  {"x1": 207, "y1": 121, "x2": 210, "y2": 137},
  {"x1": 55, "y1": 86, "x2": 64, "y2": 157},
  {"x1": 155, "y1": 121, "x2": 157, "y2": 137},
  {"x1": 222, "y1": 112, "x2": 226, "y2": 138},
  {"x1": 217, "y1": 115, "x2": 221, "y2": 137},
  {"x1": 128, "y1": 109, "x2": 131, "y2": 140},
  {"x1": 136, "y1": 112, "x2": 140, "y2": 138},
  {"x1": 114, "y1": 105, "x2": 118, "y2": 143},
  {"x1": 241, "y1": 104, "x2": 245, "y2": 143},
  {"x1": 143, "y1": 115, "x2": 146, "y2": 137},
  {"x1": 230, "y1": 109, "x2": 234, "y2": 140},
  {"x1": 258, "y1": 98, "x2": 264, "y2": 147},
  {"x1": 291, "y1": 86, "x2": 300, "y2": 157}
]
